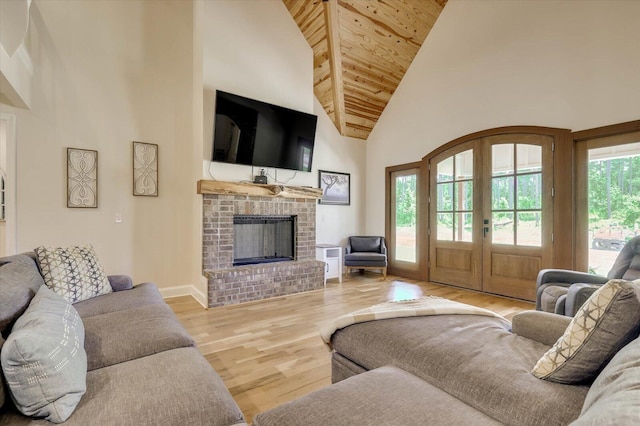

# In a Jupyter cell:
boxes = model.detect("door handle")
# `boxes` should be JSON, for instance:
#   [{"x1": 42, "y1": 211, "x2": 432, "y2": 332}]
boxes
[{"x1": 483, "y1": 219, "x2": 489, "y2": 238}]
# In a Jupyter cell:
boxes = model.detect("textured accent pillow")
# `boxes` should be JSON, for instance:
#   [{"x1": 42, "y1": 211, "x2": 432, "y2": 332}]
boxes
[
  {"x1": 531, "y1": 279, "x2": 640, "y2": 384},
  {"x1": 1, "y1": 286, "x2": 87, "y2": 423},
  {"x1": 35, "y1": 245, "x2": 112, "y2": 304}
]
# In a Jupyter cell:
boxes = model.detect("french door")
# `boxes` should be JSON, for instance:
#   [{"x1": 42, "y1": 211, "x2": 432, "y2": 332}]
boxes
[
  {"x1": 429, "y1": 142, "x2": 481, "y2": 290},
  {"x1": 429, "y1": 134, "x2": 554, "y2": 300}
]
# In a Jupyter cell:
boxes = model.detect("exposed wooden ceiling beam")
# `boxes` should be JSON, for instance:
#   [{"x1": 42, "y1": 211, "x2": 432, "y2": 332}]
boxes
[
  {"x1": 285, "y1": 0, "x2": 447, "y2": 141},
  {"x1": 323, "y1": 0, "x2": 346, "y2": 135}
]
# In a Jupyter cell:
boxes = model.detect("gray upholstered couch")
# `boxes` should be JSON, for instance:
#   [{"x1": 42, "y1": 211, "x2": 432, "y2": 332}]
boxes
[
  {"x1": 0, "y1": 253, "x2": 246, "y2": 425},
  {"x1": 254, "y1": 310, "x2": 640, "y2": 425}
]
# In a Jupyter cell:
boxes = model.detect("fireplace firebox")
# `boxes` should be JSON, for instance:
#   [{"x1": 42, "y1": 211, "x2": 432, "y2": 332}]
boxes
[{"x1": 233, "y1": 215, "x2": 296, "y2": 266}]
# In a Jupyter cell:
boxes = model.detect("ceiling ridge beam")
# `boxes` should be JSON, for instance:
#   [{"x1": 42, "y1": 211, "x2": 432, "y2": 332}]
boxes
[{"x1": 323, "y1": 0, "x2": 346, "y2": 135}]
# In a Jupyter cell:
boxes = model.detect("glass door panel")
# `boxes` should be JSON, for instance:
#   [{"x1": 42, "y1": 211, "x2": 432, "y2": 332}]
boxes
[
  {"x1": 490, "y1": 143, "x2": 542, "y2": 246},
  {"x1": 392, "y1": 171, "x2": 418, "y2": 263},
  {"x1": 435, "y1": 149, "x2": 473, "y2": 242},
  {"x1": 455, "y1": 212, "x2": 473, "y2": 242},
  {"x1": 587, "y1": 142, "x2": 640, "y2": 275}
]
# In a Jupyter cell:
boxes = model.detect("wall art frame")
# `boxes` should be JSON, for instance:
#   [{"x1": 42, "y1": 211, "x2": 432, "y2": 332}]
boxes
[
  {"x1": 67, "y1": 148, "x2": 98, "y2": 208},
  {"x1": 132, "y1": 141, "x2": 159, "y2": 197},
  {"x1": 318, "y1": 170, "x2": 350, "y2": 205}
]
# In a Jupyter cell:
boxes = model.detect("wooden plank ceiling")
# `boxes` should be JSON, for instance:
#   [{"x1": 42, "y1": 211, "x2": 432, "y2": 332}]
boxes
[{"x1": 283, "y1": 0, "x2": 447, "y2": 140}]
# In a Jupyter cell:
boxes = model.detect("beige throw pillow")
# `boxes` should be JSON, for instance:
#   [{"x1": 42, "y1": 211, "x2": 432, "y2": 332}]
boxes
[
  {"x1": 531, "y1": 279, "x2": 640, "y2": 384},
  {"x1": 35, "y1": 245, "x2": 112, "y2": 304}
]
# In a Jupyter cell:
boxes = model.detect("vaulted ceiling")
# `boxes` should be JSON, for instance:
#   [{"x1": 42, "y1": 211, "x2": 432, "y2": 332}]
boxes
[{"x1": 283, "y1": 0, "x2": 447, "y2": 140}]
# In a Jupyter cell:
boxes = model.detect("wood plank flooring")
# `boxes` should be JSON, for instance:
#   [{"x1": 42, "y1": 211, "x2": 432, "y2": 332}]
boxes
[{"x1": 167, "y1": 273, "x2": 534, "y2": 424}]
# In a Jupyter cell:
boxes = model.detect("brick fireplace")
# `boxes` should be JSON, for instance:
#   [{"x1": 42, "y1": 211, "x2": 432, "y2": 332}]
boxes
[{"x1": 200, "y1": 182, "x2": 325, "y2": 307}]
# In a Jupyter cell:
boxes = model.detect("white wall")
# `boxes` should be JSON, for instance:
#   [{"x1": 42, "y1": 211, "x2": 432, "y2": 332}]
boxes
[
  {"x1": 0, "y1": 0, "x2": 365, "y2": 303},
  {"x1": 313, "y1": 98, "x2": 366, "y2": 245},
  {"x1": 365, "y1": 0, "x2": 640, "y2": 235},
  {"x1": 0, "y1": 0, "x2": 203, "y2": 299},
  {"x1": 201, "y1": 0, "x2": 366, "y2": 246}
]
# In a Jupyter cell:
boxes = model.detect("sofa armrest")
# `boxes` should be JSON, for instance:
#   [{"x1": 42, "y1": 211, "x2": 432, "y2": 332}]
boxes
[
  {"x1": 380, "y1": 238, "x2": 387, "y2": 256},
  {"x1": 554, "y1": 294, "x2": 567, "y2": 315},
  {"x1": 107, "y1": 275, "x2": 134, "y2": 292},
  {"x1": 345, "y1": 239, "x2": 352, "y2": 254},
  {"x1": 511, "y1": 311, "x2": 571, "y2": 346},
  {"x1": 565, "y1": 283, "x2": 601, "y2": 317}
]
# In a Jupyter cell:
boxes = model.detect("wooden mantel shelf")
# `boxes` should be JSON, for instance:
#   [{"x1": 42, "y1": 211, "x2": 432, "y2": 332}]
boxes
[{"x1": 197, "y1": 180, "x2": 323, "y2": 200}]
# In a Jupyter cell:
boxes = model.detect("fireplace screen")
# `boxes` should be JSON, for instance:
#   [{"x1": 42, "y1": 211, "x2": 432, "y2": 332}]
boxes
[{"x1": 233, "y1": 215, "x2": 296, "y2": 266}]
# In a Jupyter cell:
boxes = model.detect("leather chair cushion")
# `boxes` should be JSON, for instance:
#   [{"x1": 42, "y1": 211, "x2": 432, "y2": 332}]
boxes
[
  {"x1": 540, "y1": 286, "x2": 569, "y2": 313},
  {"x1": 621, "y1": 255, "x2": 640, "y2": 281},
  {"x1": 344, "y1": 253, "x2": 387, "y2": 267},
  {"x1": 350, "y1": 237, "x2": 381, "y2": 253},
  {"x1": 345, "y1": 252, "x2": 386, "y2": 263}
]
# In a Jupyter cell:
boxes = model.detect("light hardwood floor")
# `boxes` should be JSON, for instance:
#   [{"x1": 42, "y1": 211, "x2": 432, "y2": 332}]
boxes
[{"x1": 167, "y1": 273, "x2": 534, "y2": 423}]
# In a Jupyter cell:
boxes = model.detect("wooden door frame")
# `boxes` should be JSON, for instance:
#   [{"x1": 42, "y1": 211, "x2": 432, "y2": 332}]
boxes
[
  {"x1": 421, "y1": 126, "x2": 574, "y2": 283},
  {"x1": 385, "y1": 161, "x2": 423, "y2": 280},
  {"x1": 573, "y1": 120, "x2": 640, "y2": 271}
]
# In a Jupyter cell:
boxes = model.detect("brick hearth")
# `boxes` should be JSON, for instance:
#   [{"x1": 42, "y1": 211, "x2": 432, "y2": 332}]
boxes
[{"x1": 202, "y1": 194, "x2": 325, "y2": 307}]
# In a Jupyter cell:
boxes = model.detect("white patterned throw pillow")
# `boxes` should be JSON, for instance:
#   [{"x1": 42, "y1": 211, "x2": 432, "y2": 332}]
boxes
[
  {"x1": 35, "y1": 245, "x2": 112, "y2": 304},
  {"x1": 531, "y1": 279, "x2": 640, "y2": 384}
]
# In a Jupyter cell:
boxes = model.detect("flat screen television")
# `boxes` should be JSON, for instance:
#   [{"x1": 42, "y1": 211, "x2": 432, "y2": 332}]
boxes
[{"x1": 212, "y1": 90, "x2": 317, "y2": 172}]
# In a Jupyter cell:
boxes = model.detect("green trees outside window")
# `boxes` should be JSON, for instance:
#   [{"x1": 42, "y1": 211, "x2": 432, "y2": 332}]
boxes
[{"x1": 589, "y1": 156, "x2": 640, "y2": 231}]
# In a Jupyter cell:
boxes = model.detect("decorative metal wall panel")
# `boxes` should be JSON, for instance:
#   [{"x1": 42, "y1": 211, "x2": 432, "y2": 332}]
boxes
[
  {"x1": 133, "y1": 141, "x2": 158, "y2": 196},
  {"x1": 67, "y1": 148, "x2": 98, "y2": 208}
]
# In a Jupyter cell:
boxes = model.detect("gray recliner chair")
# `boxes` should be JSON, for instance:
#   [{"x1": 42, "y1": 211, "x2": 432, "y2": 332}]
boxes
[
  {"x1": 344, "y1": 236, "x2": 388, "y2": 279},
  {"x1": 536, "y1": 235, "x2": 640, "y2": 316}
]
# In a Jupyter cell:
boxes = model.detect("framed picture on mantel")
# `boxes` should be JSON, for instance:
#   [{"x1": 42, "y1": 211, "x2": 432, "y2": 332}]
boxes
[{"x1": 319, "y1": 170, "x2": 350, "y2": 205}]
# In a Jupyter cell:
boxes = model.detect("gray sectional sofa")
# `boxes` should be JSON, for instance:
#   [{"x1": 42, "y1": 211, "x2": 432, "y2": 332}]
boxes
[
  {"x1": 0, "y1": 253, "x2": 246, "y2": 425},
  {"x1": 255, "y1": 310, "x2": 640, "y2": 425}
]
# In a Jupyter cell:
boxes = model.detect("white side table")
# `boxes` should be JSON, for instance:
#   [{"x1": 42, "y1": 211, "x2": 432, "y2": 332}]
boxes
[{"x1": 316, "y1": 244, "x2": 343, "y2": 286}]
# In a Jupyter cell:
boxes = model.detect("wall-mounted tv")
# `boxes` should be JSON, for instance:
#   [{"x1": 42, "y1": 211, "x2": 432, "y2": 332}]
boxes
[{"x1": 212, "y1": 90, "x2": 317, "y2": 172}]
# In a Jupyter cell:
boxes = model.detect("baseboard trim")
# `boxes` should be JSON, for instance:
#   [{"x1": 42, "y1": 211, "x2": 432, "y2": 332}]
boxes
[{"x1": 160, "y1": 285, "x2": 208, "y2": 309}]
